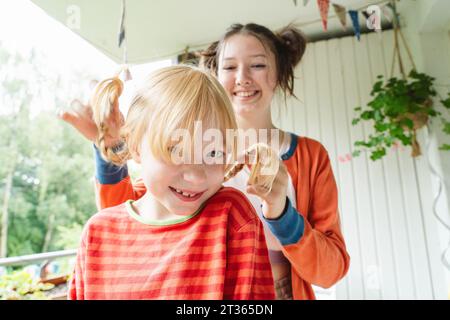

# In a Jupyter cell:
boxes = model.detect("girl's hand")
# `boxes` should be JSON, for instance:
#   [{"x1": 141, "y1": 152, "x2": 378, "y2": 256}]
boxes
[
  {"x1": 246, "y1": 160, "x2": 289, "y2": 220},
  {"x1": 57, "y1": 81, "x2": 124, "y2": 148}
]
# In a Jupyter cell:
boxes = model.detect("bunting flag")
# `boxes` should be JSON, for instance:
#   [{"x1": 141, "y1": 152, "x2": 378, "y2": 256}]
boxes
[
  {"x1": 118, "y1": 0, "x2": 132, "y2": 81},
  {"x1": 317, "y1": 0, "x2": 330, "y2": 31},
  {"x1": 293, "y1": 0, "x2": 394, "y2": 38},
  {"x1": 361, "y1": 10, "x2": 370, "y2": 20},
  {"x1": 118, "y1": 0, "x2": 126, "y2": 47},
  {"x1": 333, "y1": 4, "x2": 347, "y2": 29},
  {"x1": 365, "y1": 5, "x2": 383, "y2": 32},
  {"x1": 121, "y1": 67, "x2": 132, "y2": 81},
  {"x1": 349, "y1": 10, "x2": 361, "y2": 41}
]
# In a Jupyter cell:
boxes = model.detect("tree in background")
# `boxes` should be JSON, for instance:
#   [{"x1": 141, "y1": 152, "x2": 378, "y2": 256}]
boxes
[{"x1": 0, "y1": 43, "x2": 97, "y2": 258}]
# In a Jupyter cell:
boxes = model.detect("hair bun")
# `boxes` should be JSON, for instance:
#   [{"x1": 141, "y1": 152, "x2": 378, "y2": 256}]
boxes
[
  {"x1": 278, "y1": 26, "x2": 307, "y2": 67},
  {"x1": 199, "y1": 41, "x2": 219, "y2": 74}
]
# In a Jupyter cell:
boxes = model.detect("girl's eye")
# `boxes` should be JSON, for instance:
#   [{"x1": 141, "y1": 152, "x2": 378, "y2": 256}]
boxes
[
  {"x1": 252, "y1": 64, "x2": 266, "y2": 69},
  {"x1": 222, "y1": 66, "x2": 236, "y2": 71}
]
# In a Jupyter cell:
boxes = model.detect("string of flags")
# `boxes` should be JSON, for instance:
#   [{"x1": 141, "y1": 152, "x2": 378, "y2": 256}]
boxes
[
  {"x1": 293, "y1": 0, "x2": 399, "y2": 41},
  {"x1": 117, "y1": 0, "x2": 132, "y2": 81}
]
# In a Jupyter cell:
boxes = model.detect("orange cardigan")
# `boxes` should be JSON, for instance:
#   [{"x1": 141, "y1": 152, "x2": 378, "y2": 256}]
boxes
[{"x1": 95, "y1": 136, "x2": 350, "y2": 299}]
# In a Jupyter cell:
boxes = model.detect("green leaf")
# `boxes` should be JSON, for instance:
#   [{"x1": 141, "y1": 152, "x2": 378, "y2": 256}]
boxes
[
  {"x1": 401, "y1": 118, "x2": 414, "y2": 130},
  {"x1": 442, "y1": 121, "x2": 450, "y2": 135},
  {"x1": 352, "y1": 150, "x2": 361, "y2": 157},
  {"x1": 361, "y1": 111, "x2": 374, "y2": 120},
  {"x1": 354, "y1": 140, "x2": 369, "y2": 147},
  {"x1": 374, "y1": 123, "x2": 388, "y2": 132},
  {"x1": 370, "y1": 148, "x2": 386, "y2": 161},
  {"x1": 441, "y1": 93, "x2": 450, "y2": 109}
]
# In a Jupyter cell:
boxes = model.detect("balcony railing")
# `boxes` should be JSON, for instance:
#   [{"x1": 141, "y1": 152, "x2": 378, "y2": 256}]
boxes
[{"x1": 0, "y1": 249, "x2": 77, "y2": 267}]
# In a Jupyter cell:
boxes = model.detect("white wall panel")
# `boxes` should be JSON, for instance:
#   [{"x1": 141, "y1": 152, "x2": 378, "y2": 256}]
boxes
[{"x1": 273, "y1": 30, "x2": 448, "y2": 299}]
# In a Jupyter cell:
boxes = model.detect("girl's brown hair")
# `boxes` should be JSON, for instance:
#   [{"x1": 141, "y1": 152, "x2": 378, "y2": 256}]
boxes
[{"x1": 199, "y1": 23, "x2": 307, "y2": 99}]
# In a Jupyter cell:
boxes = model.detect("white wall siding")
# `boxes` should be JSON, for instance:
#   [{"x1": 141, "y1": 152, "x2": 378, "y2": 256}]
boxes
[{"x1": 273, "y1": 30, "x2": 448, "y2": 299}]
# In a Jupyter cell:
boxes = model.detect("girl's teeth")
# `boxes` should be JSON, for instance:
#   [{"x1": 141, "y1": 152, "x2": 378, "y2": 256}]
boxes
[{"x1": 236, "y1": 91, "x2": 256, "y2": 97}]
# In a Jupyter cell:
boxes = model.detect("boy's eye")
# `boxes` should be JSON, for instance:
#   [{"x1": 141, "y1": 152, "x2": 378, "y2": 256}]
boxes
[
  {"x1": 207, "y1": 150, "x2": 224, "y2": 158},
  {"x1": 168, "y1": 146, "x2": 179, "y2": 154}
]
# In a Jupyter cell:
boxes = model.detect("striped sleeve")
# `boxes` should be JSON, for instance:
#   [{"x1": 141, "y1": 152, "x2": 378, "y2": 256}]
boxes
[
  {"x1": 93, "y1": 144, "x2": 147, "y2": 209},
  {"x1": 96, "y1": 176, "x2": 146, "y2": 209}
]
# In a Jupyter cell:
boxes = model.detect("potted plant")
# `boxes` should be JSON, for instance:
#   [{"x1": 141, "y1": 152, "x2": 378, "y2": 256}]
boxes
[
  {"x1": 351, "y1": 70, "x2": 450, "y2": 161},
  {"x1": 351, "y1": 1, "x2": 450, "y2": 161}
]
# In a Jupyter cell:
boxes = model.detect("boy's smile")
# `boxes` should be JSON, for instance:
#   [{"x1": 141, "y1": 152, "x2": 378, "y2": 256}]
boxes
[{"x1": 168, "y1": 186, "x2": 207, "y2": 202}]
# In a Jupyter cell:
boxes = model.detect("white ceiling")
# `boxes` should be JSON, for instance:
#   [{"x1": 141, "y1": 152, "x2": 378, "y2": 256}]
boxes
[{"x1": 31, "y1": 0, "x2": 382, "y2": 64}]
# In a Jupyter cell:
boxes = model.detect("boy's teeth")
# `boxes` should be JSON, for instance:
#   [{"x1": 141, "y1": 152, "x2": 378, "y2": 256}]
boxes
[{"x1": 174, "y1": 188, "x2": 197, "y2": 197}]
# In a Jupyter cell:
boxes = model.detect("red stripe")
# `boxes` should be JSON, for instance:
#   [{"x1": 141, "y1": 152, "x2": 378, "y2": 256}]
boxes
[
  {"x1": 90, "y1": 207, "x2": 229, "y2": 232},
  {"x1": 72, "y1": 187, "x2": 274, "y2": 300},
  {"x1": 83, "y1": 255, "x2": 270, "y2": 272},
  {"x1": 85, "y1": 268, "x2": 226, "y2": 284},
  {"x1": 85, "y1": 282, "x2": 226, "y2": 299},
  {"x1": 86, "y1": 230, "x2": 259, "y2": 247},
  {"x1": 85, "y1": 244, "x2": 266, "y2": 259}
]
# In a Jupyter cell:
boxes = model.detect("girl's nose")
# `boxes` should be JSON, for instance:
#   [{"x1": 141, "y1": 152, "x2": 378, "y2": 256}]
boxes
[
  {"x1": 235, "y1": 67, "x2": 252, "y2": 86},
  {"x1": 183, "y1": 165, "x2": 207, "y2": 184}
]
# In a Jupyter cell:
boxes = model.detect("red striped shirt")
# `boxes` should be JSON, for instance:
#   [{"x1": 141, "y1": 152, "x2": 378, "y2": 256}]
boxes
[{"x1": 68, "y1": 187, "x2": 275, "y2": 300}]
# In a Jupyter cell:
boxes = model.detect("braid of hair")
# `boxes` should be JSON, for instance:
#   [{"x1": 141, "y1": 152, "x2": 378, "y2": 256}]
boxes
[
  {"x1": 90, "y1": 77, "x2": 128, "y2": 166},
  {"x1": 224, "y1": 143, "x2": 280, "y2": 195}
]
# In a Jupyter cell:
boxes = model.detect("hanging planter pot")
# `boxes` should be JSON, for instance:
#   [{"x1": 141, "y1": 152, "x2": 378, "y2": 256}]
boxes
[
  {"x1": 395, "y1": 98, "x2": 432, "y2": 131},
  {"x1": 395, "y1": 98, "x2": 433, "y2": 157},
  {"x1": 350, "y1": 1, "x2": 450, "y2": 161},
  {"x1": 352, "y1": 70, "x2": 449, "y2": 160}
]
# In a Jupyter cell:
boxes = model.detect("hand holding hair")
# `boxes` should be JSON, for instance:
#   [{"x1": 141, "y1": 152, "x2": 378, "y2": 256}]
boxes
[
  {"x1": 58, "y1": 78, "x2": 125, "y2": 151},
  {"x1": 225, "y1": 143, "x2": 288, "y2": 220}
]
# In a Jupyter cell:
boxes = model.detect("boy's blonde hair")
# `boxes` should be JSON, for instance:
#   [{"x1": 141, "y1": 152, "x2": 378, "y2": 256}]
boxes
[{"x1": 91, "y1": 65, "x2": 238, "y2": 168}]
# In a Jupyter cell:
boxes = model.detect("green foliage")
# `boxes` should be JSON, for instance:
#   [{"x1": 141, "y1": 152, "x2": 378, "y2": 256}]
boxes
[
  {"x1": 352, "y1": 70, "x2": 450, "y2": 161},
  {"x1": 55, "y1": 224, "x2": 84, "y2": 250},
  {"x1": 0, "y1": 270, "x2": 54, "y2": 300},
  {"x1": 0, "y1": 45, "x2": 97, "y2": 258}
]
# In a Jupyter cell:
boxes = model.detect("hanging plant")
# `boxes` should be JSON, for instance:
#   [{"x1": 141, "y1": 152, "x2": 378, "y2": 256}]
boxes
[
  {"x1": 351, "y1": 2, "x2": 450, "y2": 161},
  {"x1": 352, "y1": 72, "x2": 450, "y2": 160}
]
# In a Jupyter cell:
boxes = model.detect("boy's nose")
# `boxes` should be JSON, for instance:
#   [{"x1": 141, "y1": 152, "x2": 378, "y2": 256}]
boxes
[{"x1": 183, "y1": 165, "x2": 207, "y2": 184}]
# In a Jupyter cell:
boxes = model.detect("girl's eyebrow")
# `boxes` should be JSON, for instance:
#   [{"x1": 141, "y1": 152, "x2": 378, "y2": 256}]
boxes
[{"x1": 223, "y1": 54, "x2": 267, "y2": 61}]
